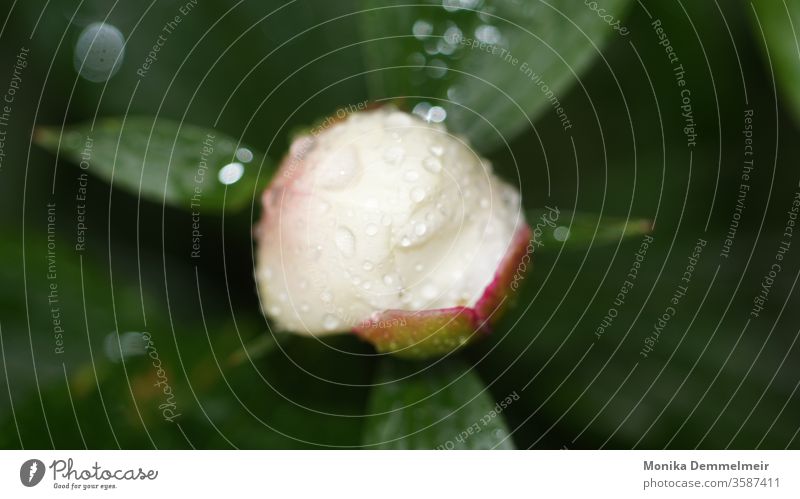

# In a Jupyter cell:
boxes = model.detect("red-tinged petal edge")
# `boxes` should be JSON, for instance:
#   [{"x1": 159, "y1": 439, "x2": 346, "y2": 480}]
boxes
[
  {"x1": 354, "y1": 223, "x2": 533, "y2": 359},
  {"x1": 353, "y1": 307, "x2": 479, "y2": 359},
  {"x1": 474, "y1": 223, "x2": 533, "y2": 326}
]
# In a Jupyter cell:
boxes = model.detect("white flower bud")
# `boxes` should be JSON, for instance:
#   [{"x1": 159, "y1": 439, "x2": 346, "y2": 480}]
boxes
[{"x1": 255, "y1": 108, "x2": 529, "y2": 350}]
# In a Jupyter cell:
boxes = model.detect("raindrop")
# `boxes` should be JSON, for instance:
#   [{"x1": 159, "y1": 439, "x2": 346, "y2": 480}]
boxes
[
  {"x1": 383, "y1": 145, "x2": 405, "y2": 164},
  {"x1": 404, "y1": 169, "x2": 420, "y2": 182},
  {"x1": 415, "y1": 222, "x2": 427, "y2": 236},
  {"x1": 318, "y1": 146, "x2": 361, "y2": 189},
  {"x1": 235, "y1": 147, "x2": 253, "y2": 163},
  {"x1": 427, "y1": 106, "x2": 447, "y2": 123},
  {"x1": 426, "y1": 59, "x2": 448, "y2": 79},
  {"x1": 400, "y1": 236, "x2": 412, "y2": 247},
  {"x1": 475, "y1": 24, "x2": 502, "y2": 44},
  {"x1": 422, "y1": 284, "x2": 438, "y2": 300},
  {"x1": 443, "y1": 25, "x2": 463, "y2": 45},
  {"x1": 554, "y1": 226, "x2": 570, "y2": 242},
  {"x1": 410, "y1": 187, "x2": 426, "y2": 203},
  {"x1": 407, "y1": 51, "x2": 426, "y2": 68},
  {"x1": 423, "y1": 157, "x2": 442, "y2": 173},
  {"x1": 365, "y1": 223, "x2": 378, "y2": 236},
  {"x1": 218, "y1": 162, "x2": 245, "y2": 185},
  {"x1": 334, "y1": 226, "x2": 356, "y2": 257},
  {"x1": 412, "y1": 19, "x2": 434, "y2": 40},
  {"x1": 429, "y1": 144, "x2": 444, "y2": 157},
  {"x1": 412, "y1": 101, "x2": 432, "y2": 120},
  {"x1": 323, "y1": 314, "x2": 340, "y2": 331},
  {"x1": 74, "y1": 22, "x2": 125, "y2": 82}
]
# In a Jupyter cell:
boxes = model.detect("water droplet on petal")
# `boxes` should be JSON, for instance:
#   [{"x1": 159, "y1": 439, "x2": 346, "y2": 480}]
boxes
[
  {"x1": 363, "y1": 261, "x2": 374, "y2": 271},
  {"x1": 410, "y1": 187, "x2": 426, "y2": 203},
  {"x1": 415, "y1": 223, "x2": 427, "y2": 236},
  {"x1": 404, "y1": 169, "x2": 419, "y2": 182},
  {"x1": 323, "y1": 314, "x2": 340, "y2": 330},
  {"x1": 334, "y1": 226, "x2": 356, "y2": 257},
  {"x1": 318, "y1": 146, "x2": 361, "y2": 189},
  {"x1": 320, "y1": 290, "x2": 333, "y2": 303},
  {"x1": 423, "y1": 157, "x2": 442, "y2": 173},
  {"x1": 400, "y1": 236, "x2": 412, "y2": 247},
  {"x1": 383, "y1": 145, "x2": 405, "y2": 164},
  {"x1": 365, "y1": 224, "x2": 378, "y2": 236},
  {"x1": 422, "y1": 284, "x2": 438, "y2": 300}
]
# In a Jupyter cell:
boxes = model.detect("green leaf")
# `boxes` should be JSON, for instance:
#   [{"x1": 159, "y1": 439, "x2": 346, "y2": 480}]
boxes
[
  {"x1": 528, "y1": 207, "x2": 651, "y2": 250},
  {"x1": 34, "y1": 117, "x2": 272, "y2": 213},
  {"x1": 359, "y1": 0, "x2": 633, "y2": 151},
  {"x1": 363, "y1": 358, "x2": 515, "y2": 449},
  {"x1": 751, "y1": 0, "x2": 800, "y2": 125}
]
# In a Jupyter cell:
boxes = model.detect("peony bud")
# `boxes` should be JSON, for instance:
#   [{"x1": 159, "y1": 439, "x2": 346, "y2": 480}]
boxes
[{"x1": 255, "y1": 107, "x2": 531, "y2": 358}]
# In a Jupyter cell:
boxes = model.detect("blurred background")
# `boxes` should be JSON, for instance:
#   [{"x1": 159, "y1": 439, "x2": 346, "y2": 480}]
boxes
[{"x1": 0, "y1": 0, "x2": 799, "y2": 449}]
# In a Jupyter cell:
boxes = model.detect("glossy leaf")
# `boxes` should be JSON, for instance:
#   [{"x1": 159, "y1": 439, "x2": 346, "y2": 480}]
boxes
[
  {"x1": 363, "y1": 358, "x2": 515, "y2": 449},
  {"x1": 359, "y1": 0, "x2": 633, "y2": 151},
  {"x1": 528, "y1": 208, "x2": 651, "y2": 251},
  {"x1": 34, "y1": 117, "x2": 272, "y2": 213},
  {"x1": 751, "y1": 1, "x2": 800, "y2": 125}
]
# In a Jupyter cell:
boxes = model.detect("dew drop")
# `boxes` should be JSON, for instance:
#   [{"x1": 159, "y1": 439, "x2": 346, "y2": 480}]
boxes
[
  {"x1": 363, "y1": 261, "x2": 374, "y2": 271},
  {"x1": 480, "y1": 198, "x2": 490, "y2": 208},
  {"x1": 410, "y1": 187, "x2": 426, "y2": 203},
  {"x1": 323, "y1": 314, "x2": 340, "y2": 331},
  {"x1": 422, "y1": 284, "x2": 438, "y2": 300},
  {"x1": 404, "y1": 169, "x2": 420, "y2": 182},
  {"x1": 365, "y1": 223, "x2": 378, "y2": 236},
  {"x1": 74, "y1": 22, "x2": 125, "y2": 82},
  {"x1": 218, "y1": 162, "x2": 245, "y2": 185},
  {"x1": 320, "y1": 290, "x2": 333, "y2": 303},
  {"x1": 414, "y1": 263, "x2": 424, "y2": 272},
  {"x1": 300, "y1": 303, "x2": 310, "y2": 312},
  {"x1": 423, "y1": 157, "x2": 442, "y2": 173},
  {"x1": 383, "y1": 145, "x2": 405, "y2": 164},
  {"x1": 412, "y1": 19, "x2": 434, "y2": 40},
  {"x1": 554, "y1": 226, "x2": 570, "y2": 242},
  {"x1": 235, "y1": 147, "x2": 254, "y2": 163},
  {"x1": 475, "y1": 24, "x2": 502, "y2": 44},
  {"x1": 318, "y1": 146, "x2": 361, "y2": 189},
  {"x1": 429, "y1": 144, "x2": 444, "y2": 156},
  {"x1": 334, "y1": 226, "x2": 356, "y2": 257},
  {"x1": 415, "y1": 223, "x2": 427, "y2": 236}
]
